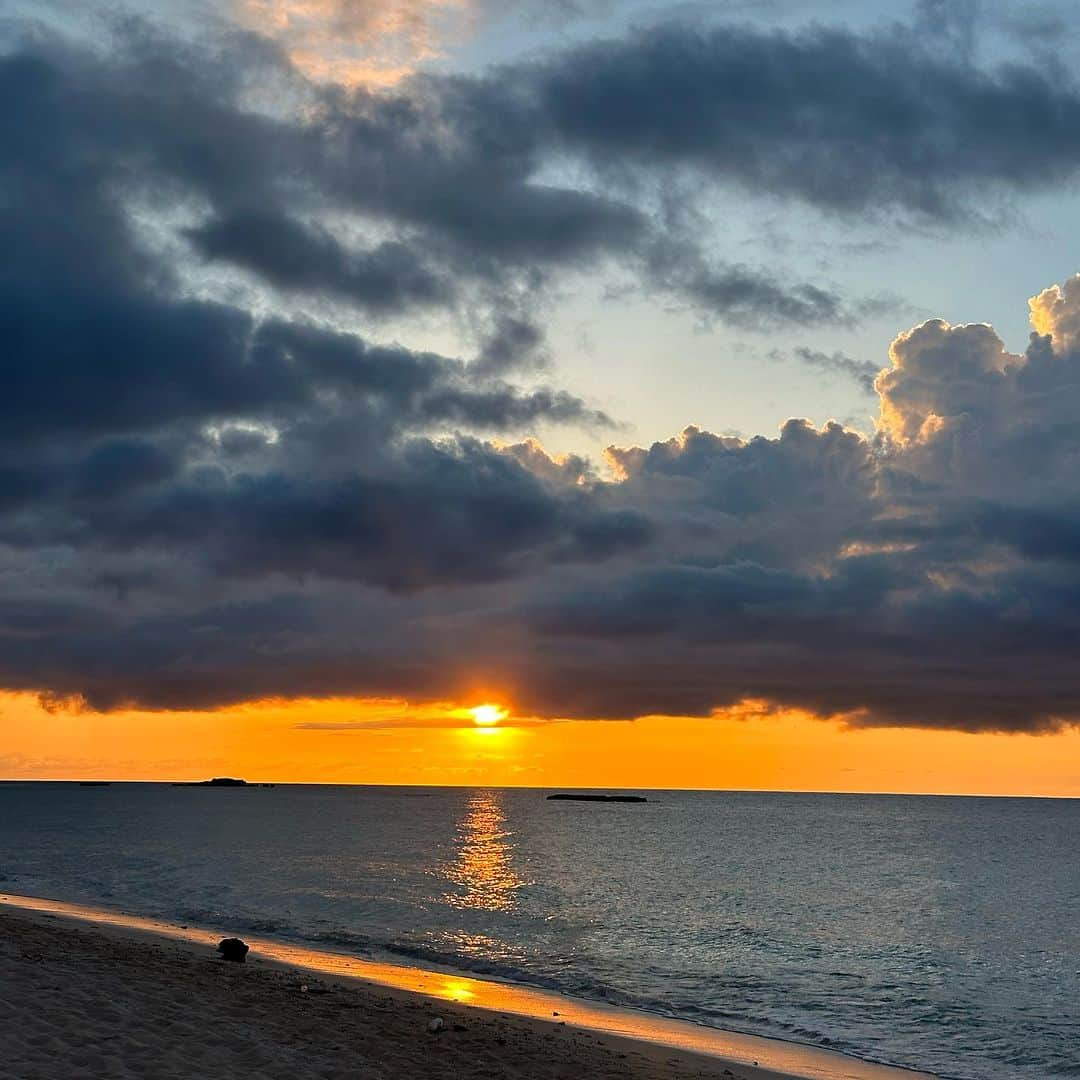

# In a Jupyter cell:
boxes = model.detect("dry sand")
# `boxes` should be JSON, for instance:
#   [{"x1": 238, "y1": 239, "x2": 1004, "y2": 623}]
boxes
[{"x1": 0, "y1": 909, "x2": 793, "y2": 1080}]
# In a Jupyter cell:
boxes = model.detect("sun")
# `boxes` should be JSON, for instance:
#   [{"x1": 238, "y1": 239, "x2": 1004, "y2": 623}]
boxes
[{"x1": 470, "y1": 704, "x2": 507, "y2": 727}]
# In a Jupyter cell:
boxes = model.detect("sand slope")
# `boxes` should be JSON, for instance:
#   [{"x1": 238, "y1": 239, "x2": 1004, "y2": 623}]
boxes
[{"x1": 0, "y1": 912, "x2": 773, "y2": 1080}]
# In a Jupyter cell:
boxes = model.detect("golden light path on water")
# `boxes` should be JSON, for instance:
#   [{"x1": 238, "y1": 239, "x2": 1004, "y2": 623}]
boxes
[
  {"x1": 0, "y1": 892, "x2": 935, "y2": 1080},
  {"x1": 441, "y1": 789, "x2": 524, "y2": 912}
]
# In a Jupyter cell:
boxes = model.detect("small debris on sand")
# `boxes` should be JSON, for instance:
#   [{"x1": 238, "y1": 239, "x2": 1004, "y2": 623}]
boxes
[{"x1": 216, "y1": 938, "x2": 249, "y2": 963}]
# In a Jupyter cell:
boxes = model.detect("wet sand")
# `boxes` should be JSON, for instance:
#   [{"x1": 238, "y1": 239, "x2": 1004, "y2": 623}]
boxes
[{"x1": 0, "y1": 894, "x2": 936, "y2": 1080}]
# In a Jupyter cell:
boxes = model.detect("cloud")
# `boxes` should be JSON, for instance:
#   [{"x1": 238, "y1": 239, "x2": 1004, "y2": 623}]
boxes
[
  {"x1": 527, "y1": 20, "x2": 1080, "y2": 220},
  {"x1": 1029, "y1": 274, "x2": 1080, "y2": 351},
  {"x1": 235, "y1": 0, "x2": 468, "y2": 86},
  {"x1": 186, "y1": 212, "x2": 452, "y2": 313},
  {"x1": 877, "y1": 318, "x2": 1019, "y2": 445},
  {"x1": 296, "y1": 715, "x2": 550, "y2": 729},
  {"x1": 7, "y1": 9, "x2": 1080, "y2": 732},
  {"x1": 472, "y1": 315, "x2": 549, "y2": 375},
  {"x1": 913, "y1": 0, "x2": 979, "y2": 61},
  {"x1": 4, "y1": 15, "x2": 865, "y2": 332},
  {"x1": 788, "y1": 348, "x2": 881, "y2": 394},
  {"x1": 231, "y1": 0, "x2": 630, "y2": 88},
  {"x1": 47, "y1": 437, "x2": 650, "y2": 592},
  {"x1": 644, "y1": 248, "x2": 850, "y2": 328},
  {"x1": 6, "y1": 273, "x2": 1076, "y2": 731},
  {"x1": 14, "y1": 4, "x2": 1080, "y2": 343}
]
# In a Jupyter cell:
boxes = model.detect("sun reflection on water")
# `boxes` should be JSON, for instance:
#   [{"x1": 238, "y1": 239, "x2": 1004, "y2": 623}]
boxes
[
  {"x1": 442, "y1": 790, "x2": 523, "y2": 912},
  {"x1": 439, "y1": 976, "x2": 477, "y2": 1002}
]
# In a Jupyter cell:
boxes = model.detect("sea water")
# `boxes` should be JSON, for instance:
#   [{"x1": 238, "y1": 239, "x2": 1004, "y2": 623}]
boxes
[{"x1": 0, "y1": 784, "x2": 1076, "y2": 1079}]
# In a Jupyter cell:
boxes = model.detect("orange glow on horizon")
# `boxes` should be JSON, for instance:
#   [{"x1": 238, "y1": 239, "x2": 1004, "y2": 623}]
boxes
[{"x1": 0, "y1": 691, "x2": 1078, "y2": 798}]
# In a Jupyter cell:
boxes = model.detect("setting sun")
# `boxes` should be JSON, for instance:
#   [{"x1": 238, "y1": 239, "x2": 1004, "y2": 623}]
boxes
[{"x1": 470, "y1": 704, "x2": 507, "y2": 727}]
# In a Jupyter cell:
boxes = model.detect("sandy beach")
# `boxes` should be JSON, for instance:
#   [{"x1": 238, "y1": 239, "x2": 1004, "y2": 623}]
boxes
[
  {"x1": 0, "y1": 894, "x2": 944, "y2": 1080},
  {"x1": 0, "y1": 908, "x2": 805, "y2": 1080}
]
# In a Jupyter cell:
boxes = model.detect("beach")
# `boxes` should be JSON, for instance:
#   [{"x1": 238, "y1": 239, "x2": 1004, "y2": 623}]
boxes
[
  {"x1": 0, "y1": 894, "x2": 946, "y2": 1080},
  {"x1": 11, "y1": 782, "x2": 1071, "y2": 1080},
  {"x1": 4, "y1": 785, "x2": 1068, "y2": 1079},
  {"x1": 0, "y1": 907, "x2": 799, "y2": 1080}
]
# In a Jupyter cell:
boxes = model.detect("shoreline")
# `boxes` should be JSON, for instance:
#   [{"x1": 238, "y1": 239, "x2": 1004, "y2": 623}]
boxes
[{"x1": 0, "y1": 892, "x2": 935, "y2": 1080}]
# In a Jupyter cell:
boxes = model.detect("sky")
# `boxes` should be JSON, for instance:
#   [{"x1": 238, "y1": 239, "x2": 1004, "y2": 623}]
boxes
[{"x1": 4, "y1": 0, "x2": 1080, "y2": 793}]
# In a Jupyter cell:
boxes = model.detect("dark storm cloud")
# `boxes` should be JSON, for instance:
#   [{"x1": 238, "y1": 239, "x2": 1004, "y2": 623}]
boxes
[
  {"x1": 0, "y1": 39, "x2": 613, "y2": 446},
  {"x1": 514, "y1": 552, "x2": 1080, "y2": 732},
  {"x1": 528, "y1": 20, "x2": 1080, "y2": 220},
  {"x1": 0, "y1": 22, "x2": 852, "y2": 331},
  {"x1": 7, "y1": 10, "x2": 1080, "y2": 732},
  {"x1": 186, "y1": 213, "x2": 451, "y2": 313},
  {"x1": 14, "y1": 8, "x2": 1080, "y2": 344},
  {"x1": 13, "y1": 291, "x2": 1080, "y2": 735},
  {"x1": 26, "y1": 438, "x2": 651, "y2": 592},
  {"x1": 0, "y1": 31, "x2": 626, "y2": 601},
  {"x1": 971, "y1": 502, "x2": 1080, "y2": 563}
]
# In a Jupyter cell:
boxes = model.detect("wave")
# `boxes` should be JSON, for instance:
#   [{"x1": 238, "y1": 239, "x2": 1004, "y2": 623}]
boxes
[{"x1": 161, "y1": 908, "x2": 903, "y2": 1070}]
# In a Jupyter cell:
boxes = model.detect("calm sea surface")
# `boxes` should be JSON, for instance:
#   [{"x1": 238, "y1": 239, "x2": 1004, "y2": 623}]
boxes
[{"x1": 0, "y1": 784, "x2": 1076, "y2": 1079}]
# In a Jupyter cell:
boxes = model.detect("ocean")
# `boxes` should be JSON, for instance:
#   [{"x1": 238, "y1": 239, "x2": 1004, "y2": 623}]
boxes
[{"x1": 0, "y1": 784, "x2": 1076, "y2": 1079}]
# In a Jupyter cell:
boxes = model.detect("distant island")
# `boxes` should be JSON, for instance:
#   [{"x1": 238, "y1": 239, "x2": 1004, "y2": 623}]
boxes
[
  {"x1": 546, "y1": 793, "x2": 648, "y2": 803},
  {"x1": 172, "y1": 777, "x2": 249, "y2": 787}
]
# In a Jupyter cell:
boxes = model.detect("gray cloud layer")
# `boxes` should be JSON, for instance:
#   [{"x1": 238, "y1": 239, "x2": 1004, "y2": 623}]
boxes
[
  {"x1": 530, "y1": 19, "x2": 1080, "y2": 219},
  {"x1": 5, "y1": 9, "x2": 1080, "y2": 731}
]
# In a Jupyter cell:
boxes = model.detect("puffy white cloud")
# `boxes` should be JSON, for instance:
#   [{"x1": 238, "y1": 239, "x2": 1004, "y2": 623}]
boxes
[
  {"x1": 875, "y1": 285, "x2": 1080, "y2": 504},
  {"x1": 1029, "y1": 273, "x2": 1080, "y2": 353},
  {"x1": 876, "y1": 319, "x2": 1020, "y2": 446}
]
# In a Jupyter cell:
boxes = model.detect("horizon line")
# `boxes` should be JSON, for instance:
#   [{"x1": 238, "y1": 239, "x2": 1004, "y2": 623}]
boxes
[{"x1": 1, "y1": 778, "x2": 1077, "y2": 800}]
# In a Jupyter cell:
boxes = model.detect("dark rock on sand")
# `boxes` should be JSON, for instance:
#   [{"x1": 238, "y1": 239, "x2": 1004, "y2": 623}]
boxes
[{"x1": 217, "y1": 938, "x2": 250, "y2": 963}]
